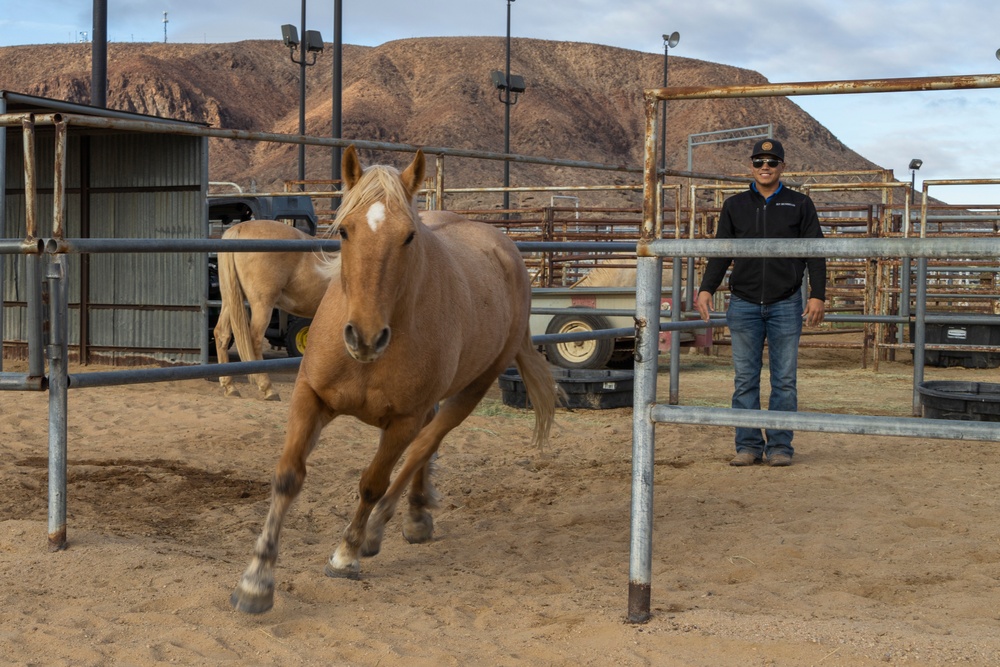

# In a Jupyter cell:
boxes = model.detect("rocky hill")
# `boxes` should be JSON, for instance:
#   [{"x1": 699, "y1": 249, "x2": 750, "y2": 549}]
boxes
[{"x1": 0, "y1": 37, "x2": 885, "y2": 209}]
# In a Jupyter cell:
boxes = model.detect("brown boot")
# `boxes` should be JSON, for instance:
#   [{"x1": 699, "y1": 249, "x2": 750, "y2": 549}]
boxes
[
  {"x1": 729, "y1": 451, "x2": 760, "y2": 466},
  {"x1": 767, "y1": 453, "x2": 793, "y2": 467}
]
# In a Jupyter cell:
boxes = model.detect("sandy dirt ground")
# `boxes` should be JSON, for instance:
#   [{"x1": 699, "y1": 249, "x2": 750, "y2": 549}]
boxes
[{"x1": 1, "y1": 343, "x2": 1000, "y2": 666}]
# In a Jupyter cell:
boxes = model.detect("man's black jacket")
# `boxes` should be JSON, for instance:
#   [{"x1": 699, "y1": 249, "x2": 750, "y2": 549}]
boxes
[{"x1": 698, "y1": 183, "x2": 826, "y2": 305}]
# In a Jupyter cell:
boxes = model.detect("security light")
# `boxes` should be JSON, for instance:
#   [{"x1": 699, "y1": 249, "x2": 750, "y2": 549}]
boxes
[
  {"x1": 663, "y1": 31, "x2": 680, "y2": 48},
  {"x1": 305, "y1": 30, "x2": 324, "y2": 53},
  {"x1": 281, "y1": 24, "x2": 299, "y2": 49},
  {"x1": 909, "y1": 159, "x2": 923, "y2": 170},
  {"x1": 490, "y1": 71, "x2": 525, "y2": 94}
]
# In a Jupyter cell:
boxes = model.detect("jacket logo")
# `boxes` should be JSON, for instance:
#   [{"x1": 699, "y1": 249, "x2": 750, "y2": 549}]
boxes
[{"x1": 775, "y1": 202, "x2": 795, "y2": 207}]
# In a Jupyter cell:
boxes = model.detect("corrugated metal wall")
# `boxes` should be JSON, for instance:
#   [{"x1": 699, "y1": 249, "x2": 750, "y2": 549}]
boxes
[{"x1": 3, "y1": 128, "x2": 207, "y2": 366}]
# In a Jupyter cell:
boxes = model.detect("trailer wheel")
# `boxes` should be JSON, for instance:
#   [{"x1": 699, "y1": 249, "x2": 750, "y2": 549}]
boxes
[
  {"x1": 544, "y1": 312, "x2": 614, "y2": 369},
  {"x1": 284, "y1": 317, "x2": 312, "y2": 358}
]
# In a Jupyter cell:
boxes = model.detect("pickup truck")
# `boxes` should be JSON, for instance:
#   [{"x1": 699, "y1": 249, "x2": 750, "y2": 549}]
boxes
[{"x1": 207, "y1": 194, "x2": 320, "y2": 357}]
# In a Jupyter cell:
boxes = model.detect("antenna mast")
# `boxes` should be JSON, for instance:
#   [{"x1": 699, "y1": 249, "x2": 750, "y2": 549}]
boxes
[{"x1": 163, "y1": 11, "x2": 168, "y2": 43}]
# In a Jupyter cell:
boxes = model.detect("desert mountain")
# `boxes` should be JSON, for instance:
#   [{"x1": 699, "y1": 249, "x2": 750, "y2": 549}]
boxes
[{"x1": 0, "y1": 37, "x2": 884, "y2": 209}]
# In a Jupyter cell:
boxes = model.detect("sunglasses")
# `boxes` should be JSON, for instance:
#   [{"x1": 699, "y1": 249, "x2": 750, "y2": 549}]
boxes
[{"x1": 752, "y1": 158, "x2": 783, "y2": 168}]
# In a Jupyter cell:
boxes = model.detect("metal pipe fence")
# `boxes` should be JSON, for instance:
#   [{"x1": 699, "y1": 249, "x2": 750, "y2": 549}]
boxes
[
  {"x1": 627, "y1": 70, "x2": 1000, "y2": 624},
  {"x1": 3, "y1": 77, "x2": 1000, "y2": 621}
]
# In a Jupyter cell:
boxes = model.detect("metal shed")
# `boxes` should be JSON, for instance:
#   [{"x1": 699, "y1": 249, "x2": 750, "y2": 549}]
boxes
[{"x1": 1, "y1": 91, "x2": 209, "y2": 366}]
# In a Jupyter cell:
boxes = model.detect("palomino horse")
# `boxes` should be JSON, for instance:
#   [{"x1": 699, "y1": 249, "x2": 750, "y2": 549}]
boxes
[
  {"x1": 231, "y1": 146, "x2": 559, "y2": 614},
  {"x1": 213, "y1": 219, "x2": 338, "y2": 400}
]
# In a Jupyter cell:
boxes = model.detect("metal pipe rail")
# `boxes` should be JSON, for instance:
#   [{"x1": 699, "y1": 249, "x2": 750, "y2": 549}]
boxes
[
  {"x1": 651, "y1": 405, "x2": 1000, "y2": 441},
  {"x1": 640, "y1": 237, "x2": 1000, "y2": 259},
  {"x1": 3, "y1": 111, "x2": 653, "y2": 176}
]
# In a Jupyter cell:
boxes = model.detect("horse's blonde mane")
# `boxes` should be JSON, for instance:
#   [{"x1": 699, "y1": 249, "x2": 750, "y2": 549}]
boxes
[
  {"x1": 315, "y1": 161, "x2": 413, "y2": 269},
  {"x1": 332, "y1": 164, "x2": 417, "y2": 233}
]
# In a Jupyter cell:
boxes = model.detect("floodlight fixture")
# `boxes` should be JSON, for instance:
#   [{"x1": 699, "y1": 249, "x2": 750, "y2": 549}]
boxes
[
  {"x1": 909, "y1": 158, "x2": 923, "y2": 205},
  {"x1": 996, "y1": 47, "x2": 1000, "y2": 61},
  {"x1": 281, "y1": 1, "x2": 325, "y2": 192},
  {"x1": 281, "y1": 24, "x2": 299, "y2": 49},
  {"x1": 305, "y1": 30, "x2": 324, "y2": 53},
  {"x1": 490, "y1": 71, "x2": 526, "y2": 99},
  {"x1": 664, "y1": 31, "x2": 680, "y2": 48}
]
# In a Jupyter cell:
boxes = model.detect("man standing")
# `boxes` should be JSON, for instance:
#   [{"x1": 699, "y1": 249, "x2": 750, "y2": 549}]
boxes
[{"x1": 694, "y1": 139, "x2": 826, "y2": 467}]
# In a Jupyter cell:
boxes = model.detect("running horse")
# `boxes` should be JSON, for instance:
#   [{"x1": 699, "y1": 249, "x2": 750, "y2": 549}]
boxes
[
  {"x1": 230, "y1": 146, "x2": 559, "y2": 614},
  {"x1": 213, "y1": 220, "x2": 338, "y2": 400}
]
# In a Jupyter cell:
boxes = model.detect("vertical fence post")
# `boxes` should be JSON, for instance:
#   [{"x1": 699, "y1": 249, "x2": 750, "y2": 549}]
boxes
[
  {"x1": 47, "y1": 255, "x2": 69, "y2": 551},
  {"x1": 0, "y1": 96, "x2": 6, "y2": 373},
  {"x1": 628, "y1": 91, "x2": 661, "y2": 623},
  {"x1": 435, "y1": 154, "x2": 445, "y2": 211},
  {"x1": 22, "y1": 118, "x2": 45, "y2": 380}
]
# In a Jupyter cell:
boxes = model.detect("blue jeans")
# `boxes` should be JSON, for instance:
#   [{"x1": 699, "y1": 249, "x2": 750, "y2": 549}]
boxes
[{"x1": 726, "y1": 293, "x2": 803, "y2": 458}]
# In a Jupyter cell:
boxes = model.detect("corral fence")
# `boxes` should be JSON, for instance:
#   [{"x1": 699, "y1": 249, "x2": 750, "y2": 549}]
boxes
[
  {"x1": 0, "y1": 75, "x2": 999, "y2": 623},
  {"x1": 288, "y1": 168, "x2": 999, "y2": 371},
  {"x1": 0, "y1": 109, "x2": 737, "y2": 551},
  {"x1": 626, "y1": 72, "x2": 1000, "y2": 624}
]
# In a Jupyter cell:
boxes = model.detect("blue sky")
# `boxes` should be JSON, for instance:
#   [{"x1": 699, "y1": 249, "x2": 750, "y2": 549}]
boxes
[{"x1": 3, "y1": 0, "x2": 1000, "y2": 205}]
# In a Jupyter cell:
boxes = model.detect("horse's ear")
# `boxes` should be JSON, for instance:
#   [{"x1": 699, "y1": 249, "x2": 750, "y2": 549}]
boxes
[
  {"x1": 342, "y1": 145, "x2": 363, "y2": 190},
  {"x1": 400, "y1": 150, "x2": 425, "y2": 200}
]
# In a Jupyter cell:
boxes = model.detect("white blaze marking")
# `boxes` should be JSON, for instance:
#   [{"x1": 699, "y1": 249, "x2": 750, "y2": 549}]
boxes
[{"x1": 366, "y1": 202, "x2": 386, "y2": 232}]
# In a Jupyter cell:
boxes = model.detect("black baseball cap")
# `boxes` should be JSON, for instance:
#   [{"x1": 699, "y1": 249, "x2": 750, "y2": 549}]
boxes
[{"x1": 751, "y1": 139, "x2": 784, "y2": 161}]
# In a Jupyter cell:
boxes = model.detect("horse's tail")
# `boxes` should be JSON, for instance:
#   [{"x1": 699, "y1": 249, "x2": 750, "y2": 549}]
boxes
[
  {"x1": 513, "y1": 330, "x2": 560, "y2": 452},
  {"x1": 219, "y1": 229, "x2": 256, "y2": 366}
]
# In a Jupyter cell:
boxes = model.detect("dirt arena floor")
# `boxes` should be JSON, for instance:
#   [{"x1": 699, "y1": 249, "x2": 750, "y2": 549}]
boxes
[{"x1": 1, "y1": 342, "x2": 999, "y2": 666}]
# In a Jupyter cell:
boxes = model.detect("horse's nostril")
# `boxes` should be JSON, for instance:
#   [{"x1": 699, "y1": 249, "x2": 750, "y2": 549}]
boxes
[
  {"x1": 375, "y1": 327, "x2": 391, "y2": 352},
  {"x1": 343, "y1": 323, "x2": 358, "y2": 349}
]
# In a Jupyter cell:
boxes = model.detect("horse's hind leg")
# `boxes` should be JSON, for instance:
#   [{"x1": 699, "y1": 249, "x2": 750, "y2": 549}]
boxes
[
  {"x1": 361, "y1": 406, "x2": 437, "y2": 556},
  {"x1": 325, "y1": 416, "x2": 423, "y2": 578},
  {"x1": 401, "y1": 451, "x2": 441, "y2": 545},
  {"x1": 214, "y1": 306, "x2": 240, "y2": 398},
  {"x1": 365, "y1": 383, "x2": 493, "y2": 553},
  {"x1": 247, "y1": 305, "x2": 279, "y2": 401},
  {"x1": 231, "y1": 381, "x2": 332, "y2": 614}
]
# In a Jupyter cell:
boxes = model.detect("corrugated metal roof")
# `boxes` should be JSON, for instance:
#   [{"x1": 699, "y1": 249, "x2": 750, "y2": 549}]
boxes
[{"x1": 0, "y1": 90, "x2": 209, "y2": 127}]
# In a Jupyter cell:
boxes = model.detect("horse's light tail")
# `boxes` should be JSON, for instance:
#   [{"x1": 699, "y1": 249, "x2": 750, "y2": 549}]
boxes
[
  {"x1": 513, "y1": 330, "x2": 560, "y2": 452},
  {"x1": 219, "y1": 231, "x2": 258, "y2": 374}
]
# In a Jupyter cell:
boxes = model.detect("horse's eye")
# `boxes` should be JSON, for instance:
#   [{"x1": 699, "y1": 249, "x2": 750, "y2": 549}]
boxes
[
  {"x1": 404, "y1": 232, "x2": 415, "y2": 246},
  {"x1": 338, "y1": 227, "x2": 348, "y2": 241}
]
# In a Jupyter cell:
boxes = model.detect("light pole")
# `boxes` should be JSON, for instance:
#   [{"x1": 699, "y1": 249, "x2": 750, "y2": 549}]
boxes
[
  {"x1": 281, "y1": 1, "x2": 324, "y2": 191},
  {"x1": 490, "y1": 0, "x2": 525, "y2": 213},
  {"x1": 660, "y1": 32, "x2": 680, "y2": 181},
  {"x1": 909, "y1": 158, "x2": 923, "y2": 205},
  {"x1": 331, "y1": 0, "x2": 343, "y2": 187}
]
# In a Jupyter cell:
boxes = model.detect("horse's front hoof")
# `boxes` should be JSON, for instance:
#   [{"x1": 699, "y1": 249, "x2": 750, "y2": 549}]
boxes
[
  {"x1": 403, "y1": 514, "x2": 434, "y2": 544},
  {"x1": 324, "y1": 561, "x2": 360, "y2": 580},
  {"x1": 262, "y1": 390, "x2": 281, "y2": 402},
  {"x1": 223, "y1": 386, "x2": 241, "y2": 399},
  {"x1": 230, "y1": 586, "x2": 273, "y2": 614}
]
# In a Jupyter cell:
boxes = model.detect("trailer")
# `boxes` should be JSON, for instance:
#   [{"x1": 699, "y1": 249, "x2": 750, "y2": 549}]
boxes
[{"x1": 530, "y1": 286, "x2": 709, "y2": 369}]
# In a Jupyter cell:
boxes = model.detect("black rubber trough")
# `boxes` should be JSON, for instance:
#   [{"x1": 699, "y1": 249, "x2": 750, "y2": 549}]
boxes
[
  {"x1": 917, "y1": 381, "x2": 1000, "y2": 422},
  {"x1": 499, "y1": 367, "x2": 634, "y2": 410}
]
